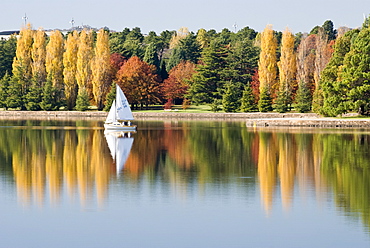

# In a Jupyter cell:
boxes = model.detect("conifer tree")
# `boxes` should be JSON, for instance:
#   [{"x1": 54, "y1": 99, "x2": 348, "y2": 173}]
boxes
[
  {"x1": 6, "y1": 75, "x2": 23, "y2": 109},
  {"x1": 91, "y1": 29, "x2": 111, "y2": 110},
  {"x1": 63, "y1": 31, "x2": 79, "y2": 110},
  {"x1": 40, "y1": 80, "x2": 59, "y2": 110},
  {"x1": 75, "y1": 87, "x2": 90, "y2": 111},
  {"x1": 294, "y1": 80, "x2": 312, "y2": 113},
  {"x1": 222, "y1": 81, "x2": 241, "y2": 112},
  {"x1": 341, "y1": 26, "x2": 370, "y2": 115},
  {"x1": 103, "y1": 82, "x2": 116, "y2": 111},
  {"x1": 258, "y1": 86, "x2": 273, "y2": 112},
  {"x1": 24, "y1": 79, "x2": 41, "y2": 110},
  {"x1": 0, "y1": 73, "x2": 11, "y2": 109},
  {"x1": 240, "y1": 83, "x2": 257, "y2": 112}
]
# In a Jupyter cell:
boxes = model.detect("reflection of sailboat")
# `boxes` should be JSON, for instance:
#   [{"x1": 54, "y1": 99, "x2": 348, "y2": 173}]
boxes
[
  {"x1": 104, "y1": 131, "x2": 135, "y2": 173},
  {"x1": 104, "y1": 84, "x2": 137, "y2": 131}
]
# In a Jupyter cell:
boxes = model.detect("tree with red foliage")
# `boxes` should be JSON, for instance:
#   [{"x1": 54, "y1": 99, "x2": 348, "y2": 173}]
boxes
[
  {"x1": 116, "y1": 56, "x2": 161, "y2": 109},
  {"x1": 162, "y1": 61, "x2": 196, "y2": 104},
  {"x1": 110, "y1": 53, "x2": 126, "y2": 81}
]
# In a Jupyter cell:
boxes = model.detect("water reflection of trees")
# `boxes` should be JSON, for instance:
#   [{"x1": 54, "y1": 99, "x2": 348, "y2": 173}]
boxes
[{"x1": 0, "y1": 121, "x2": 369, "y2": 231}]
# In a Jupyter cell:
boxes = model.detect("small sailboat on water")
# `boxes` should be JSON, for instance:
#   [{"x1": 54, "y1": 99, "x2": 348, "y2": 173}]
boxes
[{"x1": 104, "y1": 84, "x2": 137, "y2": 131}]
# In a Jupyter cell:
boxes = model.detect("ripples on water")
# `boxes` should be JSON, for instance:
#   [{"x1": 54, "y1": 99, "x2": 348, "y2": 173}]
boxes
[{"x1": 0, "y1": 119, "x2": 369, "y2": 248}]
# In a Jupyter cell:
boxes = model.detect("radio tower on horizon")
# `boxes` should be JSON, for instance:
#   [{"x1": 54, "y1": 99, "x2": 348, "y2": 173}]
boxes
[{"x1": 22, "y1": 13, "x2": 28, "y2": 26}]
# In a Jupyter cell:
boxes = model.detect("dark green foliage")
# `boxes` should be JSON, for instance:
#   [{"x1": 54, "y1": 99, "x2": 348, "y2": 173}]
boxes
[
  {"x1": 103, "y1": 82, "x2": 116, "y2": 111},
  {"x1": 222, "y1": 81, "x2": 241, "y2": 112},
  {"x1": 210, "y1": 98, "x2": 222, "y2": 112},
  {"x1": 143, "y1": 43, "x2": 160, "y2": 71},
  {"x1": 0, "y1": 36, "x2": 16, "y2": 78},
  {"x1": 40, "y1": 80, "x2": 59, "y2": 111},
  {"x1": 258, "y1": 87, "x2": 273, "y2": 112},
  {"x1": 75, "y1": 88, "x2": 90, "y2": 111},
  {"x1": 274, "y1": 85, "x2": 289, "y2": 113},
  {"x1": 322, "y1": 20, "x2": 337, "y2": 40},
  {"x1": 294, "y1": 81, "x2": 312, "y2": 113},
  {"x1": 167, "y1": 34, "x2": 201, "y2": 70},
  {"x1": 24, "y1": 80, "x2": 42, "y2": 111},
  {"x1": 240, "y1": 84, "x2": 257, "y2": 112},
  {"x1": 320, "y1": 29, "x2": 359, "y2": 116},
  {"x1": 6, "y1": 76, "x2": 23, "y2": 109},
  {"x1": 189, "y1": 41, "x2": 228, "y2": 104},
  {"x1": 0, "y1": 73, "x2": 10, "y2": 109},
  {"x1": 341, "y1": 27, "x2": 370, "y2": 115}
]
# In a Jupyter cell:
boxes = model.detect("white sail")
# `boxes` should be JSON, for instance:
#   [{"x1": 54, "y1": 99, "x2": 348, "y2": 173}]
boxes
[
  {"x1": 105, "y1": 100, "x2": 116, "y2": 123},
  {"x1": 116, "y1": 85, "x2": 134, "y2": 121}
]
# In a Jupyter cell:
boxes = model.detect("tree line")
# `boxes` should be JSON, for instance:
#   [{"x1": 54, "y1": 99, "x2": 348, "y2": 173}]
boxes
[{"x1": 0, "y1": 18, "x2": 369, "y2": 115}]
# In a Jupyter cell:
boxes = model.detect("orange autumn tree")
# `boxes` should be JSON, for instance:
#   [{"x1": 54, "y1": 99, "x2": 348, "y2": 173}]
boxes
[
  {"x1": 162, "y1": 60, "x2": 196, "y2": 108},
  {"x1": 116, "y1": 56, "x2": 161, "y2": 109}
]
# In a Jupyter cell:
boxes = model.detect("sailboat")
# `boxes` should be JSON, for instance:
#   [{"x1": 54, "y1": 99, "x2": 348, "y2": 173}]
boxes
[
  {"x1": 104, "y1": 84, "x2": 137, "y2": 130},
  {"x1": 104, "y1": 131, "x2": 134, "y2": 173}
]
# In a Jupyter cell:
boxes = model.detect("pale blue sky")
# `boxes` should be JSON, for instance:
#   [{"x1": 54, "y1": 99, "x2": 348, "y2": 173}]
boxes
[{"x1": 1, "y1": 0, "x2": 369, "y2": 34}]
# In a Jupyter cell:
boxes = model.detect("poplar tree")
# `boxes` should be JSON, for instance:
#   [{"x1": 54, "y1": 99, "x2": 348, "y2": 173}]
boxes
[
  {"x1": 76, "y1": 29, "x2": 93, "y2": 105},
  {"x1": 275, "y1": 28, "x2": 296, "y2": 112},
  {"x1": 46, "y1": 30, "x2": 64, "y2": 88},
  {"x1": 12, "y1": 23, "x2": 33, "y2": 103},
  {"x1": 258, "y1": 25, "x2": 277, "y2": 111},
  {"x1": 31, "y1": 28, "x2": 46, "y2": 85},
  {"x1": 63, "y1": 31, "x2": 79, "y2": 110},
  {"x1": 91, "y1": 29, "x2": 111, "y2": 110}
]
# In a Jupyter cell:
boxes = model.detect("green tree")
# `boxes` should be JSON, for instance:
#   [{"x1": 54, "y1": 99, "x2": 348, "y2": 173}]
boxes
[
  {"x1": 222, "y1": 81, "x2": 241, "y2": 112},
  {"x1": 40, "y1": 80, "x2": 59, "y2": 111},
  {"x1": 258, "y1": 86, "x2": 273, "y2": 112},
  {"x1": 6, "y1": 75, "x2": 23, "y2": 109},
  {"x1": 103, "y1": 82, "x2": 116, "y2": 111},
  {"x1": 75, "y1": 87, "x2": 90, "y2": 111},
  {"x1": 240, "y1": 83, "x2": 257, "y2": 112},
  {"x1": 167, "y1": 33, "x2": 201, "y2": 70},
  {"x1": 24, "y1": 79, "x2": 42, "y2": 110},
  {"x1": 341, "y1": 27, "x2": 370, "y2": 115},
  {"x1": 189, "y1": 41, "x2": 228, "y2": 104},
  {"x1": 320, "y1": 29, "x2": 359, "y2": 116},
  {"x1": 0, "y1": 35, "x2": 17, "y2": 78},
  {"x1": 0, "y1": 73, "x2": 11, "y2": 109},
  {"x1": 294, "y1": 80, "x2": 312, "y2": 113}
]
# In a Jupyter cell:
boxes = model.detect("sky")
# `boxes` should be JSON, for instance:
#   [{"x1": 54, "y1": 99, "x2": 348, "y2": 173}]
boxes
[{"x1": 1, "y1": 0, "x2": 370, "y2": 34}]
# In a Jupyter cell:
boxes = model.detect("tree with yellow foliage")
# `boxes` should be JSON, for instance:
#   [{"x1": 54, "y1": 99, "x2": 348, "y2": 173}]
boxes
[
  {"x1": 76, "y1": 29, "x2": 93, "y2": 110},
  {"x1": 46, "y1": 30, "x2": 64, "y2": 90},
  {"x1": 31, "y1": 28, "x2": 46, "y2": 85},
  {"x1": 63, "y1": 31, "x2": 79, "y2": 110},
  {"x1": 91, "y1": 29, "x2": 111, "y2": 110},
  {"x1": 169, "y1": 27, "x2": 190, "y2": 49},
  {"x1": 12, "y1": 23, "x2": 33, "y2": 94},
  {"x1": 275, "y1": 28, "x2": 297, "y2": 112},
  {"x1": 258, "y1": 25, "x2": 277, "y2": 112}
]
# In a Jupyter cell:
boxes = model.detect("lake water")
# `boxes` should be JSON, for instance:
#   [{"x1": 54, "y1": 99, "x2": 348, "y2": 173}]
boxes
[{"x1": 0, "y1": 119, "x2": 369, "y2": 248}]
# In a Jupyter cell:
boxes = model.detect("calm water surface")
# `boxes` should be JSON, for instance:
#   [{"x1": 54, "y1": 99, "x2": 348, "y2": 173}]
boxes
[{"x1": 0, "y1": 119, "x2": 369, "y2": 248}]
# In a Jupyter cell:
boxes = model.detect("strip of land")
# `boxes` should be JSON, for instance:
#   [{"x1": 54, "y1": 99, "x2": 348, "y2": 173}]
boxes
[{"x1": 0, "y1": 111, "x2": 369, "y2": 128}]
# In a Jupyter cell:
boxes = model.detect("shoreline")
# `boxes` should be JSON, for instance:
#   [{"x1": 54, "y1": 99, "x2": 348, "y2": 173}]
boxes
[{"x1": 0, "y1": 110, "x2": 369, "y2": 128}]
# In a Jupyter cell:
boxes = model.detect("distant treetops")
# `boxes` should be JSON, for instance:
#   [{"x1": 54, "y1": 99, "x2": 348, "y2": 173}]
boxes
[{"x1": 0, "y1": 18, "x2": 370, "y2": 115}]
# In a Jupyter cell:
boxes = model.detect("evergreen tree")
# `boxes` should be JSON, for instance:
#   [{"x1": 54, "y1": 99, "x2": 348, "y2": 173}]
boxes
[
  {"x1": 274, "y1": 85, "x2": 289, "y2": 113},
  {"x1": 0, "y1": 73, "x2": 11, "y2": 109},
  {"x1": 258, "y1": 87, "x2": 273, "y2": 112},
  {"x1": 143, "y1": 43, "x2": 160, "y2": 71},
  {"x1": 6, "y1": 76, "x2": 23, "y2": 109},
  {"x1": 40, "y1": 80, "x2": 59, "y2": 111},
  {"x1": 167, "y1": 33, "x2": 201, "y2": 70},
  {"x1": 24, "y1": 79, "x2": 41, "y2": 110},
  {"x1": 0, "y1": 36, "x2": 16, "y2": 78},
  {"x1": 75, "y1": 88, "x2": 90, "y2": 111},
  {"x1": 103, "y1": 82, "x2": 116, "y2": 111},
  {"x1": 320, "y1": 29, "x2": 359, "y2": 116},
  {"x1": 189, "y1": 41, "x2": 228, "y2": 104},
  {"x1": 222, "y1": 81, "x2": 240, "y2": 112},
  {"x1": 210, "y1": 98, "x2": 222, "y2": 112},
  {"x1": 240, "y1": 84, "x2": 257, "y2": 112},
  {"x1": 294, "y1": 80, "x2": 312, "y2": 113},
  {"x1": 341, "y1": 26, "x2": 370, "y2": 115}
]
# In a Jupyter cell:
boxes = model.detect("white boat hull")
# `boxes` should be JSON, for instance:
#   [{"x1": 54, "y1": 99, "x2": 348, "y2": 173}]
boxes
[{"x1": 104, "y1": 123, "x2": 137, "y2": 130}]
